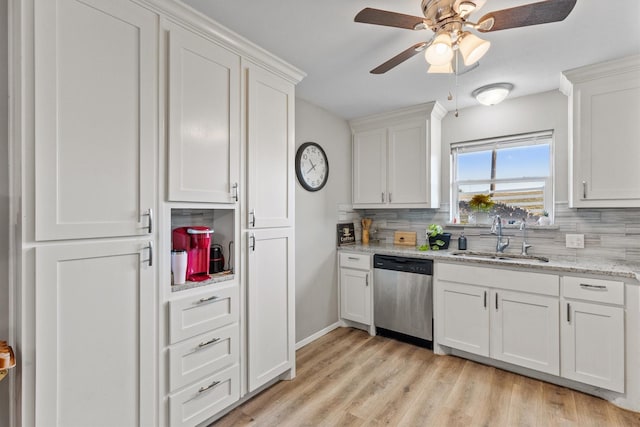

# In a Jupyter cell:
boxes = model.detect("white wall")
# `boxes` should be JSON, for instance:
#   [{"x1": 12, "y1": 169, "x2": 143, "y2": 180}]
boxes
[
  {"x1": 295, "y1": 98, "x2": 351, "y2": 343},
  {"x1": 441, "y1": 90, "x2": 569, "y2": 205},
  {"x1": 1, "y1": 0, "x2": 10, "y2": 425}
]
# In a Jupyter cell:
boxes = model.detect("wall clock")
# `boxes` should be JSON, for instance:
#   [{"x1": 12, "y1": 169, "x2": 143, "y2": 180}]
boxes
[{"x1": 295, "y1": 142, "x2": 329, "y2": 192}]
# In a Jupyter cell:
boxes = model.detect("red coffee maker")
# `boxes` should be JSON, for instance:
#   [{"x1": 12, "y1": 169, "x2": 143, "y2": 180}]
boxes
[{"x1": 172, "y1": 226, "x2": 214, "y2": 282}]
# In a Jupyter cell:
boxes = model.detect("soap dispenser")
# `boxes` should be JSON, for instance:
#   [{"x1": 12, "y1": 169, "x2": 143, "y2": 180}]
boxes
[{"x1": 458, "y1": 233, "x2": 467, "y2": 250}]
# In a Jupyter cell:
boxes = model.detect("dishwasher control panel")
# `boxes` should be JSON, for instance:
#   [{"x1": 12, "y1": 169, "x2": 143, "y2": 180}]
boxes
[{"x1": 373, "y1": 255, "x2": 433, "y2": 275}]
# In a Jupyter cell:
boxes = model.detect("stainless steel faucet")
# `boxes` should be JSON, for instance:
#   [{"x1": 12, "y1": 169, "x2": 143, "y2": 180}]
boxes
[
  {"x1": 520, "y1": 219, "x2": 532, "y2": 255},
  {"x1": 491, "y1": 215, "x2": 510, "y2": 253}
]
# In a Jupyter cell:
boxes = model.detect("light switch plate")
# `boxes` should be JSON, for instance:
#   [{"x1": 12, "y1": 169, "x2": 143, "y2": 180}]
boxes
[{"x1": 566, "y1": 234, "x2": 585, "y2": 249}]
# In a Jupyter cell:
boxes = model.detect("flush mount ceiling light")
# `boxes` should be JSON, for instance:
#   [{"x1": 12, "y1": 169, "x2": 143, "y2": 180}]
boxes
[
  {"x1": 354, "y1": 0, "x2": 577, "y2": 74},
  {"x1": 472, "y1": 83, "x2": 514, "y2": 105}
]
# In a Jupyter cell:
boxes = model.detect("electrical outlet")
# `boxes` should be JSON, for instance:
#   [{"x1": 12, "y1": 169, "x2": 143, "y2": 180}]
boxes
[{"x1": 566, "y1": 234, "x2": 585, "y2": 249}]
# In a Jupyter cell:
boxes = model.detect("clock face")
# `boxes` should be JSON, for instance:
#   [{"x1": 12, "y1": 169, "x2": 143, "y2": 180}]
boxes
[{"x1": 295, "y1": 142, "x2": 329, "y2": 192}]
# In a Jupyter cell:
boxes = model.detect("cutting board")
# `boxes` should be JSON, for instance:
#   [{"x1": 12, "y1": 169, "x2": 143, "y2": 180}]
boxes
[{"x1": 393, "y1": 231, "x2": 417, "y2": 246}]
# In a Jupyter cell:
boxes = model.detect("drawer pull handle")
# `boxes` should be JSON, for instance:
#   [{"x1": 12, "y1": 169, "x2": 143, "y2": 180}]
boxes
[
  {"x1": 198, "y1": 380, "x2": 221, "y2": 394},
  {"x1": 580, "y1": 283, "x2": 607, "y2": 291},
  {"x1": 198, "y1": 337, "x2": 220, "y2": 348},
  {"x1": 198, "y1": 295, "x2": 218, "y2": 304},
  {"x1": 348, "y1": 257, "x2": 359, "y2": 260}
]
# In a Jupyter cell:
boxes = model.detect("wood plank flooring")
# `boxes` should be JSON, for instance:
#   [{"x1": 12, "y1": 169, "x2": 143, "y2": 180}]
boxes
[{"x1": 213, "y1": 327, "x2": 640, "y2": 426}]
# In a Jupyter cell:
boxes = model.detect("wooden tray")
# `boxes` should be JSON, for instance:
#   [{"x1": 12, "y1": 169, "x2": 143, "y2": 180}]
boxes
[{"x1": 393, "y1": 231, "x2": 417, "y2": 246}]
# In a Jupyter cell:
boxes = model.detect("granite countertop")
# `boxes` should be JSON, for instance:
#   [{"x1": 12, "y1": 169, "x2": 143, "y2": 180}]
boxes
[{"x1": 338, "y1": 243, "x2": 640, "y2": 282}]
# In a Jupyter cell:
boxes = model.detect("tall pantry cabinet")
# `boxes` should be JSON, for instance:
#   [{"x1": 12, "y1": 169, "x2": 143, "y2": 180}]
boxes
[
  {"x1": 10, "y1": 0, "x2": 304, "y2": 426},
  {"x1": 28, "y1": 0, "x2": 159, "y2": 425}
]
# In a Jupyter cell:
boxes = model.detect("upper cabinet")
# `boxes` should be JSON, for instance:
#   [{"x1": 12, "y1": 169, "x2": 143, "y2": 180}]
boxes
[
  {"x1": 246, "y1": 61, "x2": 295, "y2": 228},
  {"x1": 34, "y1": 0, "x2": 157, "y2": 240},
  {"x1": 562, "y1": 55, "x2": 640, "y2": 208},
  {"x1": 349, "y1": 102, "x2": 446, "y2": 209},
  {"x1": 167, "y1": 22, "x2": 240, "y2": 204}
]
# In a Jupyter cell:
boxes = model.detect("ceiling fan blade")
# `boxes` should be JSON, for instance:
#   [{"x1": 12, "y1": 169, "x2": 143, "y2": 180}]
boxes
[
  {"x1": 476, "y1": 0, "x2": 576, "y2": 33},
  {"x1": 355, "y1": 8, "x2": 427, "y2": 30},
  {"x1": 370, "y1": 42, "x2": 428, "y2": 74}
]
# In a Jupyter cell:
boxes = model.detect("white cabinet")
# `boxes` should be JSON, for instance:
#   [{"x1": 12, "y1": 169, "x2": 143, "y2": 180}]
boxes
[
  {"x1": 34, "y1": 0, "x2": 157, "y2": 240},
  {"x1": 563, "y1": 55, "x2": 640, "y2": 207},
  {"x1": 349, "y1": 102, "x2": 445, "y2": 209},
  {"x1": 246, "y1": 62, "x2": 295, "y2": 229},
  {"x1": 561, "y1": 276, "x2": 625, "y2": 392},
  {"x1": 435, "y1": 263, "x2": 560, "y2": 375},
  {"x1": 246, "y1": 228, "x2": 295, "y2": 392},
  {"x1": 167, "y1": 22, "x2": 240, "y2": 203},
  {"x1": 167, "y1": 284, "x2": 240, "y2": 426},
  {"x1": 339, "y1": 252, "x2": 372, "y2": 326},
  {"x1": 244, "y1": 60, "x2": 297, "y2": 394},
  {"x1": 436, "y1": 281, "x2": 489, "y2": 356},
  {"x1": 35, "y1": 240, "x2": 156, "y2": 426},
  {"x1": 492, "y1": 290, "x2": 559, "y2": 374}
]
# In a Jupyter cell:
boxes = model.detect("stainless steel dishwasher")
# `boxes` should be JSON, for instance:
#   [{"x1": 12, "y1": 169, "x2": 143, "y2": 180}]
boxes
[{"x1": 373, "y1": 254, "x2": 433, "y2": 343}]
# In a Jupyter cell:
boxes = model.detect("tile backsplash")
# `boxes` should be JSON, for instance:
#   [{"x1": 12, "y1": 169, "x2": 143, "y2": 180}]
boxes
[{"x1": 338, "y1": 203, "x2": 640, "y2": 266}]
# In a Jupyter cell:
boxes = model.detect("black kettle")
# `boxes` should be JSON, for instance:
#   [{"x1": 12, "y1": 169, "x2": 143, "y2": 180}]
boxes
[{"x1": 209, "y1": 244, "x2": 225, "y2": 273}]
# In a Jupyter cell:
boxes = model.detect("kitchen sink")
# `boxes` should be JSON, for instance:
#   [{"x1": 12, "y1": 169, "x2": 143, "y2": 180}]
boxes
[{"x1": 450, "y1": 250, "x2": 549, "y2": 263}]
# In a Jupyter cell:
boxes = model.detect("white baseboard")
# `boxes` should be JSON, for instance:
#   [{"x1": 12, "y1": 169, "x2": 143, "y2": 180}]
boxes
[{"x1": 295, "y1": 321, "x2": 341, "y2": 350}]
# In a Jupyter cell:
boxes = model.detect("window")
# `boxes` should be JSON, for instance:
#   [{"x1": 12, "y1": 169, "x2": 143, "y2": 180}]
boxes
[{"x1": 451, "y1": 131, "x2": 553, "y2": 224}]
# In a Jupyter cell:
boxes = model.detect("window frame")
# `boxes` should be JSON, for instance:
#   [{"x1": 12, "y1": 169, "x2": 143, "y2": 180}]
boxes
[{"x1": 450, "y1": 130, "x2": 554, "y2": 224}]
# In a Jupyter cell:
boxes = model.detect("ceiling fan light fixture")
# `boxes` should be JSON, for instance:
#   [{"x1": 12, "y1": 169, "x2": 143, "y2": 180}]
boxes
[
  {"x1": 472, "y1": 83, "x2": 514, "y2": 106},
  {"x1": 424, "y1": 32, "x2": 454, "y2": 66},
  {"x1": 427, "y1": 63, "x2": 454, "y2": 74},
  {"x1": 458, "y1": 32, "x2": 491, "y2": 66}
]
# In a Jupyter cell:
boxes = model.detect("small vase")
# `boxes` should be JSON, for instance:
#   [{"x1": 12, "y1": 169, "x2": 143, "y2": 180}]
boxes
[{"x1": 362, "y1": 229, "x2": 370, "y2": 244}]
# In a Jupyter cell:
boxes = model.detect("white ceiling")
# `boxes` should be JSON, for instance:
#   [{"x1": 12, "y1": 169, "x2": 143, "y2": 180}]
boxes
[{"x1": 181, "y1": 0, "x2": 640, "y2": 120}]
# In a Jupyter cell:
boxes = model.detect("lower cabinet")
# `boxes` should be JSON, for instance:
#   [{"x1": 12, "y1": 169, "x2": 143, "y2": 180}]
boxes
[
  {"x1": 492, "y1": 290, "x2": 559, "y2": 374},
  {"x1": 339, "y1": 252, "x2": 372, "y2": 327},
  {"x1": 435, "y1": 263, "x2": 560, "y2": 376},
  {"x1": 247, "y1": 228, "x2": 295, "y2": 392},
  {"x1": 436, "y1": 263, "x2": 628, "y2": 393},
  {"x1": 561, "y1": 276, "x2": 625, "y2": 392},
  {"x1": 35, "y1": 240, "x2": 156, "y2": 426},
  {"x1": 167, "y1": 284, "x2": 240, "y2": 427},
  {"x1": 436, "y1": 282, "x2": 489, "y2": 356}
]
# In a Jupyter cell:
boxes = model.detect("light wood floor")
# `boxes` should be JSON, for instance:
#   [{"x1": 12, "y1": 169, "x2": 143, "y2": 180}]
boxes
[{"x1": 213, "y1": 327, "x2": 640, "y2": 426}]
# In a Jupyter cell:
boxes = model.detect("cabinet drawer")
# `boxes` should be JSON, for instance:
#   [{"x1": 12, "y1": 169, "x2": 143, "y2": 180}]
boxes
[
  {"x1": 169, "y1": 285, "x2": 238, "y2": 344},
  {"x1": 340, "y1": 252, "x2": 370, "y2": 270},
  {"x1": 563, "y1": 276, "x2": 624, "y2": 305},
  {"x1": 437, "y1": 263, "x2": 559, "y2": 296},
  {"x1": 169, "y1": 364, "x2": 239, "y2": 427},
  {"x1": 169, "y1": 323, "x2": 239, "y2": 392}
]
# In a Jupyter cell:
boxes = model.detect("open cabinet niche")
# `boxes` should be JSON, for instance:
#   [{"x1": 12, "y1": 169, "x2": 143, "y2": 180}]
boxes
[{"x1": 170, "y1": 208, "x2": 236, "y2": 291}]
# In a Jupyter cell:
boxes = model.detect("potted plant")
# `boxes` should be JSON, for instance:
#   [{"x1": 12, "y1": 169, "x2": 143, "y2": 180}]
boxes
[
  {"x1": 537, "y1": 210, "x2": 551, "y2": 226},
  {"x1": 427, "y1": 224, "x2": 451, "y2": 250},
  {"x1": 468, "y1": 194, "x2": 495, "y2": 224}
]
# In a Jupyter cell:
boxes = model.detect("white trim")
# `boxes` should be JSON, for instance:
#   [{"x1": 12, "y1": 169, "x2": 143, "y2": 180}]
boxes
[{"x1": 295, "y1": 321, "x2": 341, "y2": 350}]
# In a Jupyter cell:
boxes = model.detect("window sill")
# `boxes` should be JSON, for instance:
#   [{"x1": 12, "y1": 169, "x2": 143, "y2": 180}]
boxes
[{"x1": 446, "y1": 223, "x2": 559, "y2": 230}]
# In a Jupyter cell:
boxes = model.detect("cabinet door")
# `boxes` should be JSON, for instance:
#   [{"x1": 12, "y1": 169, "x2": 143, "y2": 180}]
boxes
[
  {"x1": 340, "y1": 268, "x2": 372, "y2": 325},
  {"x1": 35, "y1": 240, "x2": 155, "y2": 426},
  {"x1": 572, "y1": 69, "x2": 640, "y2": 207},
  {"x1": 352, "y1": 129, "x2": 387, "y2": 206},
  {"x1": 247, "y1": 228, "x2": 294, "y2": 392},
  {"x1": 435, "y1": 282, "x2": 489, "y2": 356},
  {"x1": 561, "y1": 301, "x2": 624, "y2": 392},
  {"x1": 491, "y1": 290, "x2": 559, "y2": 375},
  {"x1": 167, "y1": 23, "x2": 240, "y2": 203},
  {"x1": 387, "y1": 120, "x2": 428, "y2": 205},
  {"x1": 34, "y1": 0, "x2": 157, "y2": 240},
  {"x1": 246, "y1": 63, "x2": 295, "y2": 228}
]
